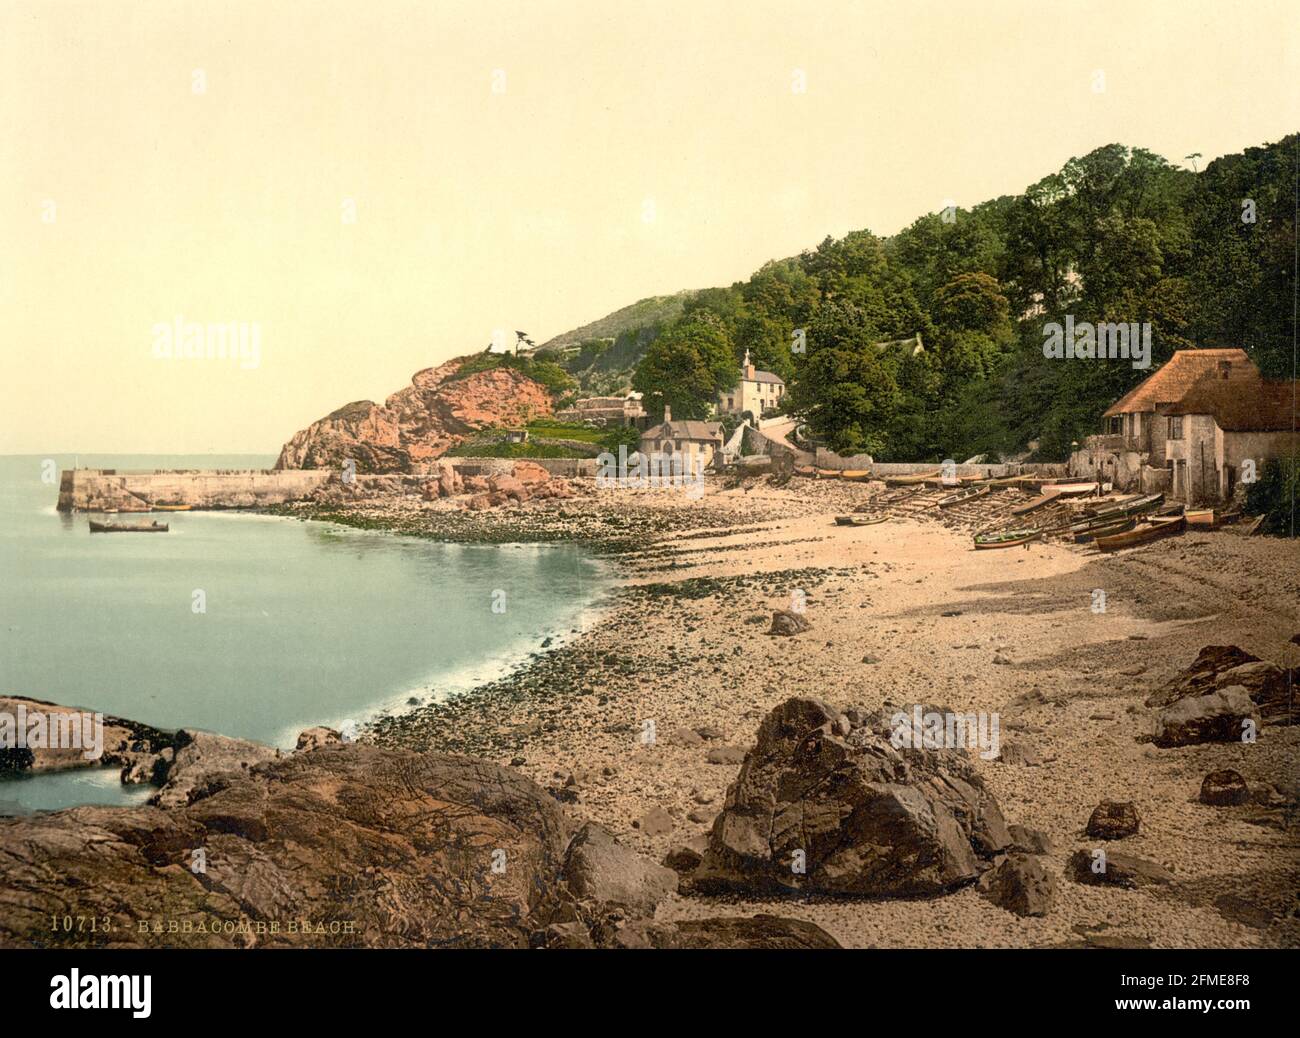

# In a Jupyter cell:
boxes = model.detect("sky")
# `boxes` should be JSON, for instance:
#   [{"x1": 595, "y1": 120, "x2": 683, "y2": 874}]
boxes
[{"x1": 2, "y1": 0, "x2": 1297, "y2": 454}]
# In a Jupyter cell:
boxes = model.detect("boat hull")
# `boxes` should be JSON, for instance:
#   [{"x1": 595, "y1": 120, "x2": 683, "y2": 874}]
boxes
[{"x1": 1095, "y1": 516, "x2": 1185, "y2": 551}]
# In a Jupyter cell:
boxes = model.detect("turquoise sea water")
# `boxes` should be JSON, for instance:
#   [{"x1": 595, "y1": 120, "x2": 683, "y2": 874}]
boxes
[{"x1": 0, "y1": 454, "x2": 605, "y2": 812}]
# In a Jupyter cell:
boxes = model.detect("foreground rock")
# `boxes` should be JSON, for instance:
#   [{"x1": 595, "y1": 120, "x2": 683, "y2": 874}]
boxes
[
  {"x1": 767, "y1": 609, "x2": 811, "y2": 636},
  {"x1": 684, "y1": 697, "x2": 1011, "y2": 897},
  {"x1": 1068, "y1": 849, "x2": 1175, "y2": 889},
  {"x1": 1147, "y1": 645, "x2": 1297, "y2": 726},
  {"x1": 561, "y1": 823, "x2": 677, "y2": 916},
  {"x1": 1153, "y1": 685, "x2": 1259, "y2": 748},
  {"x1": 150, "y1": 729, "x2": 282, "y2": 809},
  {"x1": 595, "y1": 915, "x2": 841, "y2": 949},
  {"x1": 978, "y1": 853, "x2": 1056, "y2": 917}
]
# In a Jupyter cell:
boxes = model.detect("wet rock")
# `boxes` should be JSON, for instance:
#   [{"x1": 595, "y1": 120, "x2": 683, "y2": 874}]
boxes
[
  {"x1": 1200, "y1": 769, "x2": 1249, "y2": 806},
  {"x1": 767, "y1": 609, "x2": 810, "y2": 636},
  {"x1": 1068, "y1": 849, "x2": 1174, "y2": 889},
  {"x1": 1153, "y1": 685, "x2": 1260, "y2": 747},
  {"x1": 978, "y1": 853, "x2": 1056, "y2": 916},
  {"x1": 1085, "y1": 800, "x2": 1140, "y2": 840},
  {"x1": 688, "y1": 697, "x2": 1010, "y2": 898},
  {"x1": 560, "y1": 823, "x2": 677, "y2": 917}
]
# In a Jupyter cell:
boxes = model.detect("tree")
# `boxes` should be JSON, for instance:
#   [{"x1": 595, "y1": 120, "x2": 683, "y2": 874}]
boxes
[
  {"x1": 787, "y1": 302, "x2": 900, "y2": 457},
  {"x1": 631, "y1": 313, "x2": 736, "y2": 420}
]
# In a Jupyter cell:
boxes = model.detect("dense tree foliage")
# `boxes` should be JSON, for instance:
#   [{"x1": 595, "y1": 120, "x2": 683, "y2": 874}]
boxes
[{"x1": 621, "y1": 135, "x2": 1296, "y2": 460}]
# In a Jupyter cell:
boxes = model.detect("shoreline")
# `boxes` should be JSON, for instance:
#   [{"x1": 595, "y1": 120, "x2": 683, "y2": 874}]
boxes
[{"x1": 333, "y1": 474, "x2": 1300, "y2": 948}]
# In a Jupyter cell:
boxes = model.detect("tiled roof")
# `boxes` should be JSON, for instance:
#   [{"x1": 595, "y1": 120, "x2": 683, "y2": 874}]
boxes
[
  {"x1": 1166, "y1": 377, "x2": 1298, "y2": 432},
  {"x1": 746, "y1": 370, "x2": 784, "y2": 385},
  {"x1": 1103, "y1": 349, "x2": 1254, "y2": 417}
]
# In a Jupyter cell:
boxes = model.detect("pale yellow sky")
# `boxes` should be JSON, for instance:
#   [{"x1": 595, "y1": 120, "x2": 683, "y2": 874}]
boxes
[{"x1": 1, "y1": 0, "x2": 1296, "y2": 454}]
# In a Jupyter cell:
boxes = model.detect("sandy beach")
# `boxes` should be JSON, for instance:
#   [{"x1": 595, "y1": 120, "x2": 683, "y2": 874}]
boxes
[{"x1": 326, "y1": 475, "x2": 1300, "y2": 949}]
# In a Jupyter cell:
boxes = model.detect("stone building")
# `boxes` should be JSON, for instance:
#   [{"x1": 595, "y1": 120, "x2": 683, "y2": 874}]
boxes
[
  {"x1": 639, "y1": 405, "x2": 725, "y2": 470},
  {"x1": 1071, "y1": 348, "x2": 1298, "y2": 504},
  {"x1": 716, "y1": 350, "x2": 785, "y2": 418}
]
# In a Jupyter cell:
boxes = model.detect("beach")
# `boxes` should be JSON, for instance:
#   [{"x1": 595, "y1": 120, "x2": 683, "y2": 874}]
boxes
[{"x1": 312, "y1": 474, "x2": 1300, "y2": 949}]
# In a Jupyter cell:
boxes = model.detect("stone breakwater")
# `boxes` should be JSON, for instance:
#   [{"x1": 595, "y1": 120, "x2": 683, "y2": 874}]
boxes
[{"x1": 57, "y1": 468, "x2": 334, "y2": 513}]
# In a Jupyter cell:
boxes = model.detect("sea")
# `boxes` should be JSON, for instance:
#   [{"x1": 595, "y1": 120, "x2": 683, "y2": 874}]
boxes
[{"x1": 0, "y1": 454, "x2": 606, "y2": 813}]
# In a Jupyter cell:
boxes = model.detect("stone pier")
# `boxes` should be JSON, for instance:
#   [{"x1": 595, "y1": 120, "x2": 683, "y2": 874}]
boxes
[{"x1": 57, "y1": 468, "x2": 335, "y2": 512}]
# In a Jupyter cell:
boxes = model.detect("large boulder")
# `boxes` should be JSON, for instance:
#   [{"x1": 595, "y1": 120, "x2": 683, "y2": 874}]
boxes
[
  {"x1": 150, "y1": 729, "x2": 282, "y2": 809},
  {"x1": 1147, "y1": 645, "x2": 1296, "y2": 726},
  {"x1": 560, "y1": 823, "x2": 677, "y2": 917},
  {"x1": 1153, "y1": 686, "x2": 1260, "y2": 748},
  {"x1": 686, "y1": 698, "x2": 1010, "y2": 898}
]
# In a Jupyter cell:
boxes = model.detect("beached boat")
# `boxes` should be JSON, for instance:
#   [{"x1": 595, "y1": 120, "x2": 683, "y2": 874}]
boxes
[
  {"x1": 151, "y1": 503, "x2": 192, "y2": 512},
  {"x1": 835, "y1": 514, "x2": 887, "y2": 526},
  {"x1": 1185, "y1": 508, "x2": 1218, "y2": 527},
  {"x1": 1040, "y1": 482, "x2": 1099, "y2": 497},
  {"x1": 883, "y1": 470, "x2": 940, "y2": 486},
  {"x1": 815, "y1": 468, "x2": 843, "y2": 480},
  {"x1": 973, "y1": 528, "x2": 1041, "y2": 549},
  {"x1": 840, "y1": 470, "x2": 874, "y2": 482},
  {"x1": 937, "y1": 485, "x2": 991, "y2": 508},
  {"x1": 1067, "y1": 493, "x2": 1163, "y2": 532},
  {"x1": 1072, "y1": 518, "x2": 1136, "y2": 543},
  {"x1": 1094, "y1": 515, "x2": 1185, "y2": 552},
  {"x1": 89, "y1": 519, "x2": 169, "y2": 533},
  {"x1": 793, "y1": 466, "x2": 816, "y2": 478}
]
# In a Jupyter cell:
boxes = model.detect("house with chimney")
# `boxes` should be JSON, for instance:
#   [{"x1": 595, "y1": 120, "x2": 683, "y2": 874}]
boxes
[
  {"x1": 639, "y1": 404, "x2": 725, "y2": 470},
  {"x1": 717, "y1": 349, "x2": 785, "y2": 418},
  {"x1": 1071, "y1": 348, "x2": 1298, "y2": 504}
]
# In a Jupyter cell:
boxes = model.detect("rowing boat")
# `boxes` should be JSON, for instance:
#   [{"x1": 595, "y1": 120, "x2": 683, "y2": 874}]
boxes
[
  {"x1": 1185, "y1": 508, "x2": 1218, "y2": 527},
  {"x1": 840, "y1": 470, "x2": 874, "y2": 482},
  {"x1": 1040, "y1": 482, "x2": 1098, "y2": 497},
  {"x1": 815, "y1": 468, "x2": 843, "y2": 479},
  {"x1": 883, "y1": 470, "x2": 940, "y2": 486},
  {"x1": 793, "y1": 466, "x2": 816, "y2": 478},
  {"x1": 973, "y1": 528, "x2": 1041, "y2": 549},
  {"x1": 937, "y1": 485, "x2": 991, "y2": 508},
  {"x1": 1072, "y1": 518, "x2": 1135, "y2": 543},
  {"x1": 835, "y1": 514, "x2": 887, "y2": 526},
  {"x1": 1094, "y1": 515, "x2": 1185, "y2": 551},
  {"x1": 1067, "y1": 493, "x2": 1163, "y2": 532},
  {"x1": 89, "y1": 520, "x2": 170, "y2": 533}
]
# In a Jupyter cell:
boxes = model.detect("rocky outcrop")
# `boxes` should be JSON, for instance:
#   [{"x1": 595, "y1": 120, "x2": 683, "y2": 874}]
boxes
[
  {"x1": 275, "y1": 358, "x2": 554, "y2": 473},
  {"x1": 0, "y1": 696, "x2": 172, "y2": 777},
  {"x1": 1147, "y1": 645, "x2": 1297, "y2": 726},
  {"x1": 150, "y1": 729, "x2": 282, "y2": 809},
  {"x1": 683, "y1": 697, "x2": 1011, "y2": 898},
  {"x1": 560, "y1": 823, "x2": 677, "y2": 916}
]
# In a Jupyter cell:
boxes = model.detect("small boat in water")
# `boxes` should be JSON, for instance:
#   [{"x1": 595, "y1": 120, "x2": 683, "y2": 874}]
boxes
[
  {"x1": 1094, "y1": 515, "x2": 1185, "y2": 551},
  {"x1": 835, "y1": 514, "x2": 887, "y2": 526},
  {"x1": 973, "y1": 528, "x2": 1041, "y2": 549},
  {"x1": 89, "y1": 519, "x2": 169, "y2": 533},
  {"x1": 937, "y1": 485, "x2": 991, "y2": 508}
]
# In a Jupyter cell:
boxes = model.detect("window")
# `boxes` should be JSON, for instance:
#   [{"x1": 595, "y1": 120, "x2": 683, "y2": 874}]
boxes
[
  {"x1": 1167, "y1": 416, "x2": 1184, "y2": 440},
  {"x1": 1218, "y1": 361, "x2": 1231, "y2": 380}
]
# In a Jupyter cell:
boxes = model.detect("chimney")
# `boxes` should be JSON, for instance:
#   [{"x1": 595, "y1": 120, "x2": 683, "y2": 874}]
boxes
[
  {"x1": 743, "y1": 349, "x2": 755, "y2": 381},
  {"x1": 663, "y1": 403, "x2": 671, "y2": 424}
]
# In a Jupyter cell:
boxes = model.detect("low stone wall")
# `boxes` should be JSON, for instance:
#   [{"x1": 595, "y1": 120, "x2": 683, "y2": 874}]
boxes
[
  {"x1": 869, "y1": 461, "x2": 1069, "y2": 479},
  {"x1": 447, "y1": 457, "x2": 599, "y2": 478},
  {"x1": 58, "y1": 468, "x2": 334, "y2": 512}
]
